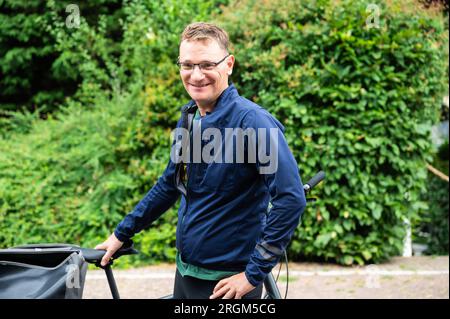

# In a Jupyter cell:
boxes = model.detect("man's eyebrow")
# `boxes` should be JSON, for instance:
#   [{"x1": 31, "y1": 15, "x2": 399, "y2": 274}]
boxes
[{"x1": 180, "y1": 59, "x2": 214, "y2": 63}]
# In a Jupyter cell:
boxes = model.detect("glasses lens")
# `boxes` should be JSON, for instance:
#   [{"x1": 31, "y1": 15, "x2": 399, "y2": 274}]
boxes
[
  {"x1": 180, "y1": 63, "x2": 193, "y2": 71},
  {"x1": 199, "y1": 63, "x2": 216, "y2": 71}
]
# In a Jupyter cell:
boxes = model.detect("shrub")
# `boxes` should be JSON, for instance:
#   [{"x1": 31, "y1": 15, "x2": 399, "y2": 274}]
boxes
[
  {"x1": 218, "y1": 0, "x2": 448, "y2": 264},
  {"x1": 0, "y1": 0, "x2": 124, "y2": 115},
  {"x1": 0, "y1": 0, "x2": 228, "y2": 267}
]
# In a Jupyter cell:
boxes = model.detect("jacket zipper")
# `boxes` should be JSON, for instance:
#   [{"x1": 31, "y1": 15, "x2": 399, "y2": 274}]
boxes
[
  {"x1": 181, "y1": 175, "x2": 189, "y2": 228},
  {"x1": 180, "y1": 112, "x2": 196, "y2": 252}
]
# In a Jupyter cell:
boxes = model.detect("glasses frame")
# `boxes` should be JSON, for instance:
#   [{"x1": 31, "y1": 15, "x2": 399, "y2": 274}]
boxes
[{"x1": 177, "y1": 54, "x2": 230, "y2": 72}]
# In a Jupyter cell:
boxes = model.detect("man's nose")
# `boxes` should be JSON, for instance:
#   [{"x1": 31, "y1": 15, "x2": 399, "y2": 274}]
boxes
[{"x1": 190, "y1": 66, "x2": 205, "y2": 80}]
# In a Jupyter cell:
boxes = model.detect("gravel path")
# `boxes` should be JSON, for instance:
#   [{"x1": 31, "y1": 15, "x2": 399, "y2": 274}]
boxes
[{"x1": 82, "y1": 256, "x2": 449, "y2": 299}]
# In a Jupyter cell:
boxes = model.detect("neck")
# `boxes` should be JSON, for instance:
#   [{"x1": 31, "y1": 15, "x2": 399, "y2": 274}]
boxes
[
  {"x1": 197, "y1": 103, "x2": 214, "y2": 116},
  {"x1": 196, "y1": 84, "x2": 229, "y2": 116}
]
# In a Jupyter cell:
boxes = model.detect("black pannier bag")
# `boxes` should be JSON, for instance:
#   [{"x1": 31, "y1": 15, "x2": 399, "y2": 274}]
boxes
[{"x1": 0, "y1": 244, "x2": 88, "y2": 299}]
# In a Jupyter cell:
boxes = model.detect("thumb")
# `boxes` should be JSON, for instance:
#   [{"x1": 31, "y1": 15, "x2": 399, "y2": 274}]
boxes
[{"x1": 101, "y1": 249, "x2": 114, "y2": 267}]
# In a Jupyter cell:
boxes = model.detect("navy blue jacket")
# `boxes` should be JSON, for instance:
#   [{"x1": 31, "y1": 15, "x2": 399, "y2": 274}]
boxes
[{"x1": 114, "y1": 83, "x2": 306, "y2": 286}]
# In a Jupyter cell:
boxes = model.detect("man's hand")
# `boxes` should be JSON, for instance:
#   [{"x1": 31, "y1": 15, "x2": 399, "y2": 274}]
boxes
[
  {"x1": 95, "y1": 233, "x2": 124, "y2": 267},
  {"x1": 210, "y1": 272, "x2": 255, "y2": 299}
]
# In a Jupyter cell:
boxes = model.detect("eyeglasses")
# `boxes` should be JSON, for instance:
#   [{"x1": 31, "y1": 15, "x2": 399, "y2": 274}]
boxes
[{"x1": 177, "y1": 54, "x2": 230, "y2": 72}]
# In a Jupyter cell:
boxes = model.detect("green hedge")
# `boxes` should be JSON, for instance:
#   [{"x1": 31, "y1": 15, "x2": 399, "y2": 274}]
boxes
[
  {"x1": 218, "y1": 0, "x2": 448, "y2": 264},
  {"x1": 0, "y1": 0, "x2": 448, "y2": 267},
  {"x1": 0, "y1": 82, "x2": 180, "y2": 267},
  {"x1": 0, "y1": 0, "x2": 229, "y2": 267},
  {"x1": 0, "y1": 0, "x2": 124, "y2": 115}
]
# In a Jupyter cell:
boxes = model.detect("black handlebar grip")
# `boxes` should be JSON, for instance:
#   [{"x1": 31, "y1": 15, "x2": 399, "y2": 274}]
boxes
[{"x1": 304, "y1": 171, "x2": 325, "y2": 192}]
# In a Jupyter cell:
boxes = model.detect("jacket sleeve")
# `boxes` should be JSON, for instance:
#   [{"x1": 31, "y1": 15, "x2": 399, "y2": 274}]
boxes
[
  {"x1": 243, "y1": 109, "x2": 307, "y2": 287},
  {"x1": 114, "y1": 141, "x2": 181, "y2": 242}
]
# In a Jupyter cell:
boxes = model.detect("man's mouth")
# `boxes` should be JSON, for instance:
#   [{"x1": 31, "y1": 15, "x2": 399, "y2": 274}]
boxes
[{"x1": 190, "y1": 83, "x2": 211, "y2": 88}]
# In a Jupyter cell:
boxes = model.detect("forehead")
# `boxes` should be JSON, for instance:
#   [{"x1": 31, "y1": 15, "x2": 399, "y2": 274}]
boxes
[{"x1": 179, "y1": 38, "x2": 225, "y2": 61}]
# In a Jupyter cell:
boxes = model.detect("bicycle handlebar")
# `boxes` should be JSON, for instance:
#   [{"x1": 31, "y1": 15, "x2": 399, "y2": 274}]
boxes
[
  {"x1": 84, "y1": 240, "x2": 139, "y2": 266},
  {"x1": 303, "y1": 171, "x2": 325, "y2": 193}
]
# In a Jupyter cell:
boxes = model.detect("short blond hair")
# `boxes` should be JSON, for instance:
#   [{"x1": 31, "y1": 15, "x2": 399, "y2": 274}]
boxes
[{"x1": 180, "y1": 22, "x2": 230, "y2": 52}]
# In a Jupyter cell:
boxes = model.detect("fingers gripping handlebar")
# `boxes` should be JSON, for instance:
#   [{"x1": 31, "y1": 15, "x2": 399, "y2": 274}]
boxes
[{"x1": 83, "y1": 240, "x2": 138, "y2": 266}]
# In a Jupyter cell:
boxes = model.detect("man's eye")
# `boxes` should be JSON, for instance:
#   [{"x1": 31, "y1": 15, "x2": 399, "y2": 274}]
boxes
[
  {"x1": 181, "y1": 63, "x2": 194, "y2": 70},
  {"x1": 200, "y1": 63, "x2": 215, "y2": 70}
]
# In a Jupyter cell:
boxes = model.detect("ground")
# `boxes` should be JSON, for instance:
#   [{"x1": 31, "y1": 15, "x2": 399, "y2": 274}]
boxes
[{"x1": 82, "y1": 256, "x2": 449, "y2": 299}]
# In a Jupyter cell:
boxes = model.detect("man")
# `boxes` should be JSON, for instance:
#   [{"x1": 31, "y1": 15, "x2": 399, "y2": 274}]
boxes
[{"x1": 95, "y1": 22, "x2": 306, "y2": 299}]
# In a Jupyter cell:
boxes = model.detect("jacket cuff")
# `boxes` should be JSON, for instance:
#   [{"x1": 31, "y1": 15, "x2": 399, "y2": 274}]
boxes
[
  {"x1": 244, "y1": 264, "x2": 267, "y2": 287},
  {"x1": 244, "y1": 271, "x2": 260, "y2": 287},
  {"x1": 114, "y1": 228, "x2": 131, "y2": 243}
]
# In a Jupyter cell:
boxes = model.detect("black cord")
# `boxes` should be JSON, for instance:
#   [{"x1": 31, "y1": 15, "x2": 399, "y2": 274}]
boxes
[
  {"x1": 284, "y1": 250, "x2": 289, "y2": 299},
  {"x1": 275, "y1": 255, "x2": 282, "y2": 282},
  {"x1": 271, "y1": 251, "x2": 289, "y2": 299}
]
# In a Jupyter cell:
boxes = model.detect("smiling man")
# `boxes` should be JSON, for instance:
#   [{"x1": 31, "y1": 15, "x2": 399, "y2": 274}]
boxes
[
  {"x1": 95, "y1": 22, "x2": 306, "y2": 299},
  {"x1": 178, "y1": 34, "x2": 232, "y2": 115}
]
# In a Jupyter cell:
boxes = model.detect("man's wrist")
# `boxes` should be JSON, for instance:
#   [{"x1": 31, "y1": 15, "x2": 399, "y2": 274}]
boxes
[{"x1": 114, "y1": 228, "x2": 130, "y2": 243}]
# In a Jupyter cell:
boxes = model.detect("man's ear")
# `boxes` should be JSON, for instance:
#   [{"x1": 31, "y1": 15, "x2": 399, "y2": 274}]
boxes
[{"x1": 227, "y1": 55, "x2": 235, "y2": 75}]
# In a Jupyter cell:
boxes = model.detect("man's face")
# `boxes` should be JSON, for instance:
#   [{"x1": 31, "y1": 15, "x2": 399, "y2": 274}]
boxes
[{"x1": 179, "y1": 38, "x2": 234, "y2": 108}]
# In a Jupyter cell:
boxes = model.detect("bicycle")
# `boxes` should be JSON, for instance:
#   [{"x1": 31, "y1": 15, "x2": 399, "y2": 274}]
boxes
[{"x1": 0, "y1": 171, "x2": 325, "y2": 299}]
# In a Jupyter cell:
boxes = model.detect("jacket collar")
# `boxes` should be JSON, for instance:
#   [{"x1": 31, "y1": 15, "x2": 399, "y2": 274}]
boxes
[{"x1": 213, "y1": 82, "x2": 239, "y2": 114}]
